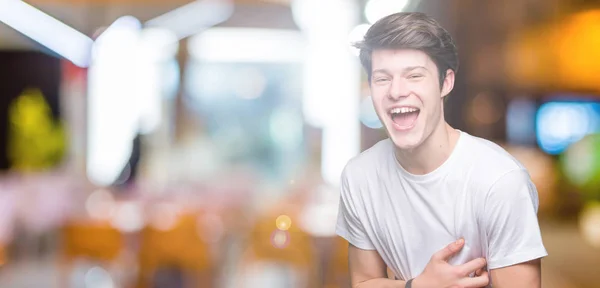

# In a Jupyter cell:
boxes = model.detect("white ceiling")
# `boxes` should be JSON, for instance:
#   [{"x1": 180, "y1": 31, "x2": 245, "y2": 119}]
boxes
[
  {"x1": 0, "y1": 1, "x2": 298, "y2": 50},
  {"x1": 0, "y1": 3, "x2": 186, "y2": 49}
]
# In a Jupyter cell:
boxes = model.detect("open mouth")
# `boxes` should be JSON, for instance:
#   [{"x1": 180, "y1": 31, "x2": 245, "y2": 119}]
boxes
[{"x1": 389, "y1": 107, "x2": 420, "y2": 130}]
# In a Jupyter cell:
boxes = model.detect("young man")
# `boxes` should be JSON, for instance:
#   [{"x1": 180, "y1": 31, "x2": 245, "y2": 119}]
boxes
[{"x1": 336, "y1": 12, "x2": 547, "y2": 288}]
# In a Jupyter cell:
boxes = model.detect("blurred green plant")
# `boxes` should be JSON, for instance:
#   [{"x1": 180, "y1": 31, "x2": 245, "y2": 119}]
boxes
[{"x1": 7, "y1": 88, "x2": 66, "y2": 171}]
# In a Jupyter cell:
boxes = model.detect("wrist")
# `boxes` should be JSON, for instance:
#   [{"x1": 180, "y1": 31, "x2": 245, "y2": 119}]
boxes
[{"x1": 408, "y1": 276, "x2": 425, "y2": 288}]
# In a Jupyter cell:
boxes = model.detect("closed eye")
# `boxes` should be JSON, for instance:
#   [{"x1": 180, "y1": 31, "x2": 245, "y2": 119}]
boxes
[{"x1": 374, "y1": 78, "x2": 390, "y2": 83}]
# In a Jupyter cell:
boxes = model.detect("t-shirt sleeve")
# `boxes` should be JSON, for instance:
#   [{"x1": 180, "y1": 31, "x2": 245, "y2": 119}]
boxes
[
  {"x1": 482, "y1": 168, "x2": 548, "y2": 269},
  {"x1": 336, "y1": 166, "x2": 375, "y2": 250}
]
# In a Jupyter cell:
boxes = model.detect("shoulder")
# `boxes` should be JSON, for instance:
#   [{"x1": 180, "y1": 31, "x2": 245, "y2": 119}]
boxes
[
  {"x1": 460, "y1": 133, "x2": 530, "y2": 189},
  {"x1": 340, "y1": 138, "x2": 393, "y2": 199},
  {"x1": 343, "y1": 138, "x2": 393, "y2": 180},
  {"x1": 460, "y1": 133, "x2": 537, "y2": 209}
]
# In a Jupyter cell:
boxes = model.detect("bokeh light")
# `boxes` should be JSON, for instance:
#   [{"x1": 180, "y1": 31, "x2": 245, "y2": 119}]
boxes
[
  {"x1": 359, "y1": 96, "x2": 383, "y2": 129},
  {"x1": 110, "y1": 202, "x2": 144, "y2": 233},
  {"x1": 506, "y1": 98, "x2": 537, "y2": 145},
  {"x1": 275, "y1": 215, "x2": 292, "y2": 231},
  {"x1": 85, "y1": 189, "x2": 116, "y2": 220},
  {"x1": 299, "y1": 203, "x2": 339, "y2": 237},
  {"x1": 84, "y1": 266, "x2": 115, "y2": 288},
  {"x1": 469, "y1": 92, "x2": 502, "y2": 125},
  {"x1": 269, "y1": 108, "x2": 304, "y2": 150},
  {"x1": 579, "y1": 202, "x2": 600, "y2": 248},
  {"x1": 536, "y1": 102, "x2": 600, "y2": 155},
  {"x1": 271, "y1": 229, "x2": 290, "y2": 249},
  {"x1": 148, "y1": 202, "x2": 180, "y2": 231},
  {"x1": 561, "y1": 134, "x2": 600, "y2": 195}
]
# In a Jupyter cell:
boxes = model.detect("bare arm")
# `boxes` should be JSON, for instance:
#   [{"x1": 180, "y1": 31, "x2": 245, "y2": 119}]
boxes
[
  {"x1": 349, "y1": 244, "x2": 407, "y2": 288},
  {"x1": 348, "y1": 239, "x2": 489, "y2": 288},
  {"x1": 489, "y1": 259, "x2": 541, "y2": 288}
]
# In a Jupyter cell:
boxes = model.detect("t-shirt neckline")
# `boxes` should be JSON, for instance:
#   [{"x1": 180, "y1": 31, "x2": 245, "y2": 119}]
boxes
[{"x1": 392, "y1": 130, "x2": 466, "y2": 182}]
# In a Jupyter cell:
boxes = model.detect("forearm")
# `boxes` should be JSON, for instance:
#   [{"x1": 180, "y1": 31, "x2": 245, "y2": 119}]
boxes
[
  {"x1": 355, "y1": 277, "x2": 407, "y2": 288},
  {"x1": 348, "y1": 244, "x2": 409, "y2": 288}
]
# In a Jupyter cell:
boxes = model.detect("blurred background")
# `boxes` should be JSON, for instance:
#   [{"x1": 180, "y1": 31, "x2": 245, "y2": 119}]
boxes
[{"x1": 0, "y1": 0, "x2": 599, "y2": 287}]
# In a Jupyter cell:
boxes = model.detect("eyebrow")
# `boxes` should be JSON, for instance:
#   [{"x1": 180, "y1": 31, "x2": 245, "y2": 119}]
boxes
[{"x1": 372, "y1": 66, "x2": 428, "y2": 75}]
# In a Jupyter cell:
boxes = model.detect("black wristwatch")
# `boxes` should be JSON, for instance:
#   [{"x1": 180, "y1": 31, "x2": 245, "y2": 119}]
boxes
[{"x1": 405, "y1": 278, "x2": 414, "y2": 288}]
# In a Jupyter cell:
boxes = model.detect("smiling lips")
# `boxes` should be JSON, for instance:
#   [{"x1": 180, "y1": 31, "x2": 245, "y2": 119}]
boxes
[{"x1": 389, "y1": 107, "x2": 420, "y2": 131}]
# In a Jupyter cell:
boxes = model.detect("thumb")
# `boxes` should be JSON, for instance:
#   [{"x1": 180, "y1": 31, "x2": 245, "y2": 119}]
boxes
[{"x1": 432, "y1": 238, "x2": 464, "y2": 261}]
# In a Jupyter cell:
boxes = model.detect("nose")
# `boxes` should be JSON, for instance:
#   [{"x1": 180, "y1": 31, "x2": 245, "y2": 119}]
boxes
[{"x1": 388, "y1": 78, "x2": 409, "y2": 100}]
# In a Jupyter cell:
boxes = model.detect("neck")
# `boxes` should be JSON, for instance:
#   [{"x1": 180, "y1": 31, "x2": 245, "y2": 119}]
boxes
[{"x1": 395, "y1": 120, "x2": 460, "y2": 175}]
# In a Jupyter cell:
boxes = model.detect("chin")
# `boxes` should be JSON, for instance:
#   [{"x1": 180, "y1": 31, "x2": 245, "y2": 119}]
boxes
[
  {"x1": 389, "y1": 134, "x2": 423, "y2": 150},
  {"x1": 386, "y1": 125, "x2": 425, "y2": 151}
]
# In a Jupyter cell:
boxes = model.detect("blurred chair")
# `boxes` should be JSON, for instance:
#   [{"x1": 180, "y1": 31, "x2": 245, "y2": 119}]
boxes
[
  {"x1": 136, "y1": 212, "x2": 215, "y2": 288},
  {"x1": 59, "y1": 221, "x2": 124, "y2": 287},
  {"x1": 237, "y1": 211, "x2": 318, "y2": 288},
  {"x1": 0, "y1": 243, "x2": 6, "y2": 268},
  {"x1": 61, "y1": 222, "x2": 123, "y2": 262}
]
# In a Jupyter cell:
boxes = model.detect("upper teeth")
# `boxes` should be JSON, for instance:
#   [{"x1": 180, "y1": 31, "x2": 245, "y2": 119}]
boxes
[{"x1": 391, "y1": 107, "x2": 418, "y2": 114}]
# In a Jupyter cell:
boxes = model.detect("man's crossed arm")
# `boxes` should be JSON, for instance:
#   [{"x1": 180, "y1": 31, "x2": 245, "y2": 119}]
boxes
[{"x1": 349, "y1": 239, "x2": 541, "y2": 288}]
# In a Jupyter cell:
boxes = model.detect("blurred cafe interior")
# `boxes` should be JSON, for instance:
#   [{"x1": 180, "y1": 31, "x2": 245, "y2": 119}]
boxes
[{"x1": 0, "y1": 0, "x2": 600, "y2": 287}]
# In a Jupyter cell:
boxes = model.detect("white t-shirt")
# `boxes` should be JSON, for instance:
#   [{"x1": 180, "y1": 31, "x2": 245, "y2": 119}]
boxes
[{"x1": 336, "y1": 131, "x2": 548, "y2": 284}]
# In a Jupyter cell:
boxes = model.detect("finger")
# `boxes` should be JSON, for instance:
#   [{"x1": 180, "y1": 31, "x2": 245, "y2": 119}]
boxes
[
  {"x1": 432, "y1": 238, "x2": 464, "y2": 261},
  {"x1": 458, "y1": 271, "x2": 489, "y2": 288},
  {"x1": 458, "y1": 258, "x2": 486, "y2": 276},
  {"x1": 475, "y1": 267, "x2": 485, "y2": 277}
]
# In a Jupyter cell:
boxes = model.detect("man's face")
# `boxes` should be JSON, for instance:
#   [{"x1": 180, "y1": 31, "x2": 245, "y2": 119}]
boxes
[{"x1": 370, "y1": 49, "x2": 453, "y2": 150}]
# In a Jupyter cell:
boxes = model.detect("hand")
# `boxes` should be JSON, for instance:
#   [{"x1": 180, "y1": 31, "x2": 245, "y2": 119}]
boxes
[
  {"x1": 475, "y1": 267, "x2": 487, "y2": 277},
  {"x1": 412, "y1": 239, "x2": 489, "y2": 288}
]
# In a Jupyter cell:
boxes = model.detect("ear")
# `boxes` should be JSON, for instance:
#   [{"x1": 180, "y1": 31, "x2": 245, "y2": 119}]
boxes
[{"x1": 441, "y1": 69, "x2": 455, "y2": 98}]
